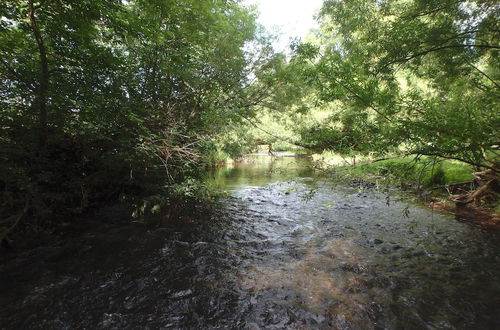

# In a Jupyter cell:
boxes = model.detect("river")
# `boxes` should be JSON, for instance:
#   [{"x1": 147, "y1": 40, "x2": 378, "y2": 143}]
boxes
[{"x1": 1, "y1": 155, "x2": 499, "y2": 329}]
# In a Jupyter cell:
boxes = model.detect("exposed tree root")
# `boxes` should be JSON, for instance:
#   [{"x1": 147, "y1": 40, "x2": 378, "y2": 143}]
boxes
[
  {"x1": 452, "y1": 169, "x2": 499, "y2": 205},
  {"x1": 444, "y1": 169, "x2": 500, "y2": 228}
]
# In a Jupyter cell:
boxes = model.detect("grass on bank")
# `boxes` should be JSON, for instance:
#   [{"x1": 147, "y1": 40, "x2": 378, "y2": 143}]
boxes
[{"x1": 324, "y1": 155, "x2": 475, "y2": 187}]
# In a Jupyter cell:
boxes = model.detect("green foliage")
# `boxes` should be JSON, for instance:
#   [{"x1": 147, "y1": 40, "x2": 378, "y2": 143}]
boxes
[
  {"x1": 429, "y1": 165, "x2": 446, "y2": 186},
  {"x1": 2, "y1": 0, "x2": 497, "y2": 236},
  {"x1": 0, "y1": 0, "x2": 277, "y2": 233},
  {"x1": 131, "y1": 177, "x2": 224, "y2": 218},
  {"x1": 289, "y1": 0, "x2": 499, "y2": 173}
]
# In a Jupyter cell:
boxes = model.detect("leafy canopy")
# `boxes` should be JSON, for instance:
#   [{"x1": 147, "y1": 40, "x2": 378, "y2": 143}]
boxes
[{"x1": 291, "y1": 0, "x2": 499, "y2": 171}]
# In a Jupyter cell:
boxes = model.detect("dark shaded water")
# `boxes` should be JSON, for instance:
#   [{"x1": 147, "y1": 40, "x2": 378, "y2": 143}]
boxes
[{"x1": 1, "y1": 155, "x2": 499, "y2": 329}]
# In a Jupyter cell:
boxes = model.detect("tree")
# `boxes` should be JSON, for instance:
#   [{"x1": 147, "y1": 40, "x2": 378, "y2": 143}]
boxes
[
  {"x1": 0, "y1": 0, "x2": 269, "y2": 238},
  {"x1": 294, "y1": 0, "x2": 499, "y2": 172}
]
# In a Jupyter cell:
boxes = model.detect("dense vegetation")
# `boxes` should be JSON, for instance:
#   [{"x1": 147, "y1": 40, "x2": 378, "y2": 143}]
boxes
[
  {"x1": 1, "y1": 0, "x2": 498, "y2": 240},
  {"x1": 0, "y1": 0, "x2": 284, "y2": 239},
  {"x1": 268, "y1": 0, "x2": 499, "y2": 209},
  {"x1": 287, "y1": 0, "x2": 499, "y2": 169}
]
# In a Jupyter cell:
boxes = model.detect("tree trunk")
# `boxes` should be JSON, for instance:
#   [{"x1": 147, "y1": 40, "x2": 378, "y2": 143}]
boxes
[{"x1": 28, "y1": 1, "x2": 49, "y2": 149}]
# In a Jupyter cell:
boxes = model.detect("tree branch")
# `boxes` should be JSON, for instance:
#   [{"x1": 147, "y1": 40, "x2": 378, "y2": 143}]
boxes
[
  {"x1": 28, "y1": 0, "x2": 49, "y2": 149},
  {"x1": 387, "y1": 44, "x2": 500, "y2": 66},
  {"x1": 409, "y1": 151, "x2": 499, "y2": 174},
  {"x1": 467, "y1": 62, "x2": 500, "y2": 89}
]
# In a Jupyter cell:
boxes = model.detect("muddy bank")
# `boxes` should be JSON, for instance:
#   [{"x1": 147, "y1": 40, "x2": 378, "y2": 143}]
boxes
[{"x1": 427, "y1": 201, "x2": 500, "y2": 230}]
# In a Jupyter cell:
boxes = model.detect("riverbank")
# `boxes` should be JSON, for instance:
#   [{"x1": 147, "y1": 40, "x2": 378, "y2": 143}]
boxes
[
  {"x1": 314, "y1": 155, "x2": 500, "y2": 229},
  {"x1": 1, "y1": 189, "x2": 222, "y2": 252}
]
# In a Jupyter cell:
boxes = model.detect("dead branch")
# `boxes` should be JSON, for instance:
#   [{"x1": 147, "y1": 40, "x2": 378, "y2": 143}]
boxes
[{"x1": 0, "y1": 202, "x2": 30, "y2": 243}]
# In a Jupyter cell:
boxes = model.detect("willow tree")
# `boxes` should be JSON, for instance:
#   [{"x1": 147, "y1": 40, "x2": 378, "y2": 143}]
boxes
[{"x1": 296, "y1": 0, "x2": 499, "y2": 173}]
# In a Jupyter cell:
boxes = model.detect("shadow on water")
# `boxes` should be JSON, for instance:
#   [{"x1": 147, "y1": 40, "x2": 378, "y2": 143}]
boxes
[{"x1": 1, "y1": 155, "x2": 499, "y2": 329}]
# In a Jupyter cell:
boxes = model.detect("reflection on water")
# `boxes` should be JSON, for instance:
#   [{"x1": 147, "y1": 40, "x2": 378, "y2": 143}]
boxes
[
  {"x1": 1, "y1": 155, "x2": 499, "y2": 329},
  {"x1": 208, "y1": 154, "x2": 315, "y2": 189}
]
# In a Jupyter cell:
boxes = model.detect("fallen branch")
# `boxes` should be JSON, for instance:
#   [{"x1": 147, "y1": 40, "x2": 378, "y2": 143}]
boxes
[
  {"x1": 450, "y1": 169, "x2": 499, "y2": 205},
  {"x1": 0, "y1": 202, "x2": 30, "y2": 244}
]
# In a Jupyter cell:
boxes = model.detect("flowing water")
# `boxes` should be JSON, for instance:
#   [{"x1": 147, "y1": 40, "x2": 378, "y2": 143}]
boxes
[{"x1": 1, "y1": 155, "x2": 499, "y2": 329}]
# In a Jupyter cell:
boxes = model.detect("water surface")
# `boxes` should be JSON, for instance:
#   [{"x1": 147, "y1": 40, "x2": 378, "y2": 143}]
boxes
[{"x1": 1, "y1": 155, "x2": 499, "y2": 329}]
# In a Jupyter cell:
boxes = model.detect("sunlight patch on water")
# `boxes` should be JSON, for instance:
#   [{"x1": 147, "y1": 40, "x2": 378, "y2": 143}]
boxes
[{"x1": 238, "y1": 238, "x2": 387, "y2": 325}]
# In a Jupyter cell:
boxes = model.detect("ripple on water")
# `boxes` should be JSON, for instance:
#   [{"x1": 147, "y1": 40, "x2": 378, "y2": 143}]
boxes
[{"x1": 1, "y1": 155, "x2": 499, "y2": 329}]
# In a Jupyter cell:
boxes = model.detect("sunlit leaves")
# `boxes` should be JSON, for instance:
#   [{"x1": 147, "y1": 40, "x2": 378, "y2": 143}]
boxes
[
  {"x1": 0, "y1": 0, "x2": 265, "y2": 220},
  {"x1": 293, "y1": 0, "x2": 499, "y2": 170}
]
